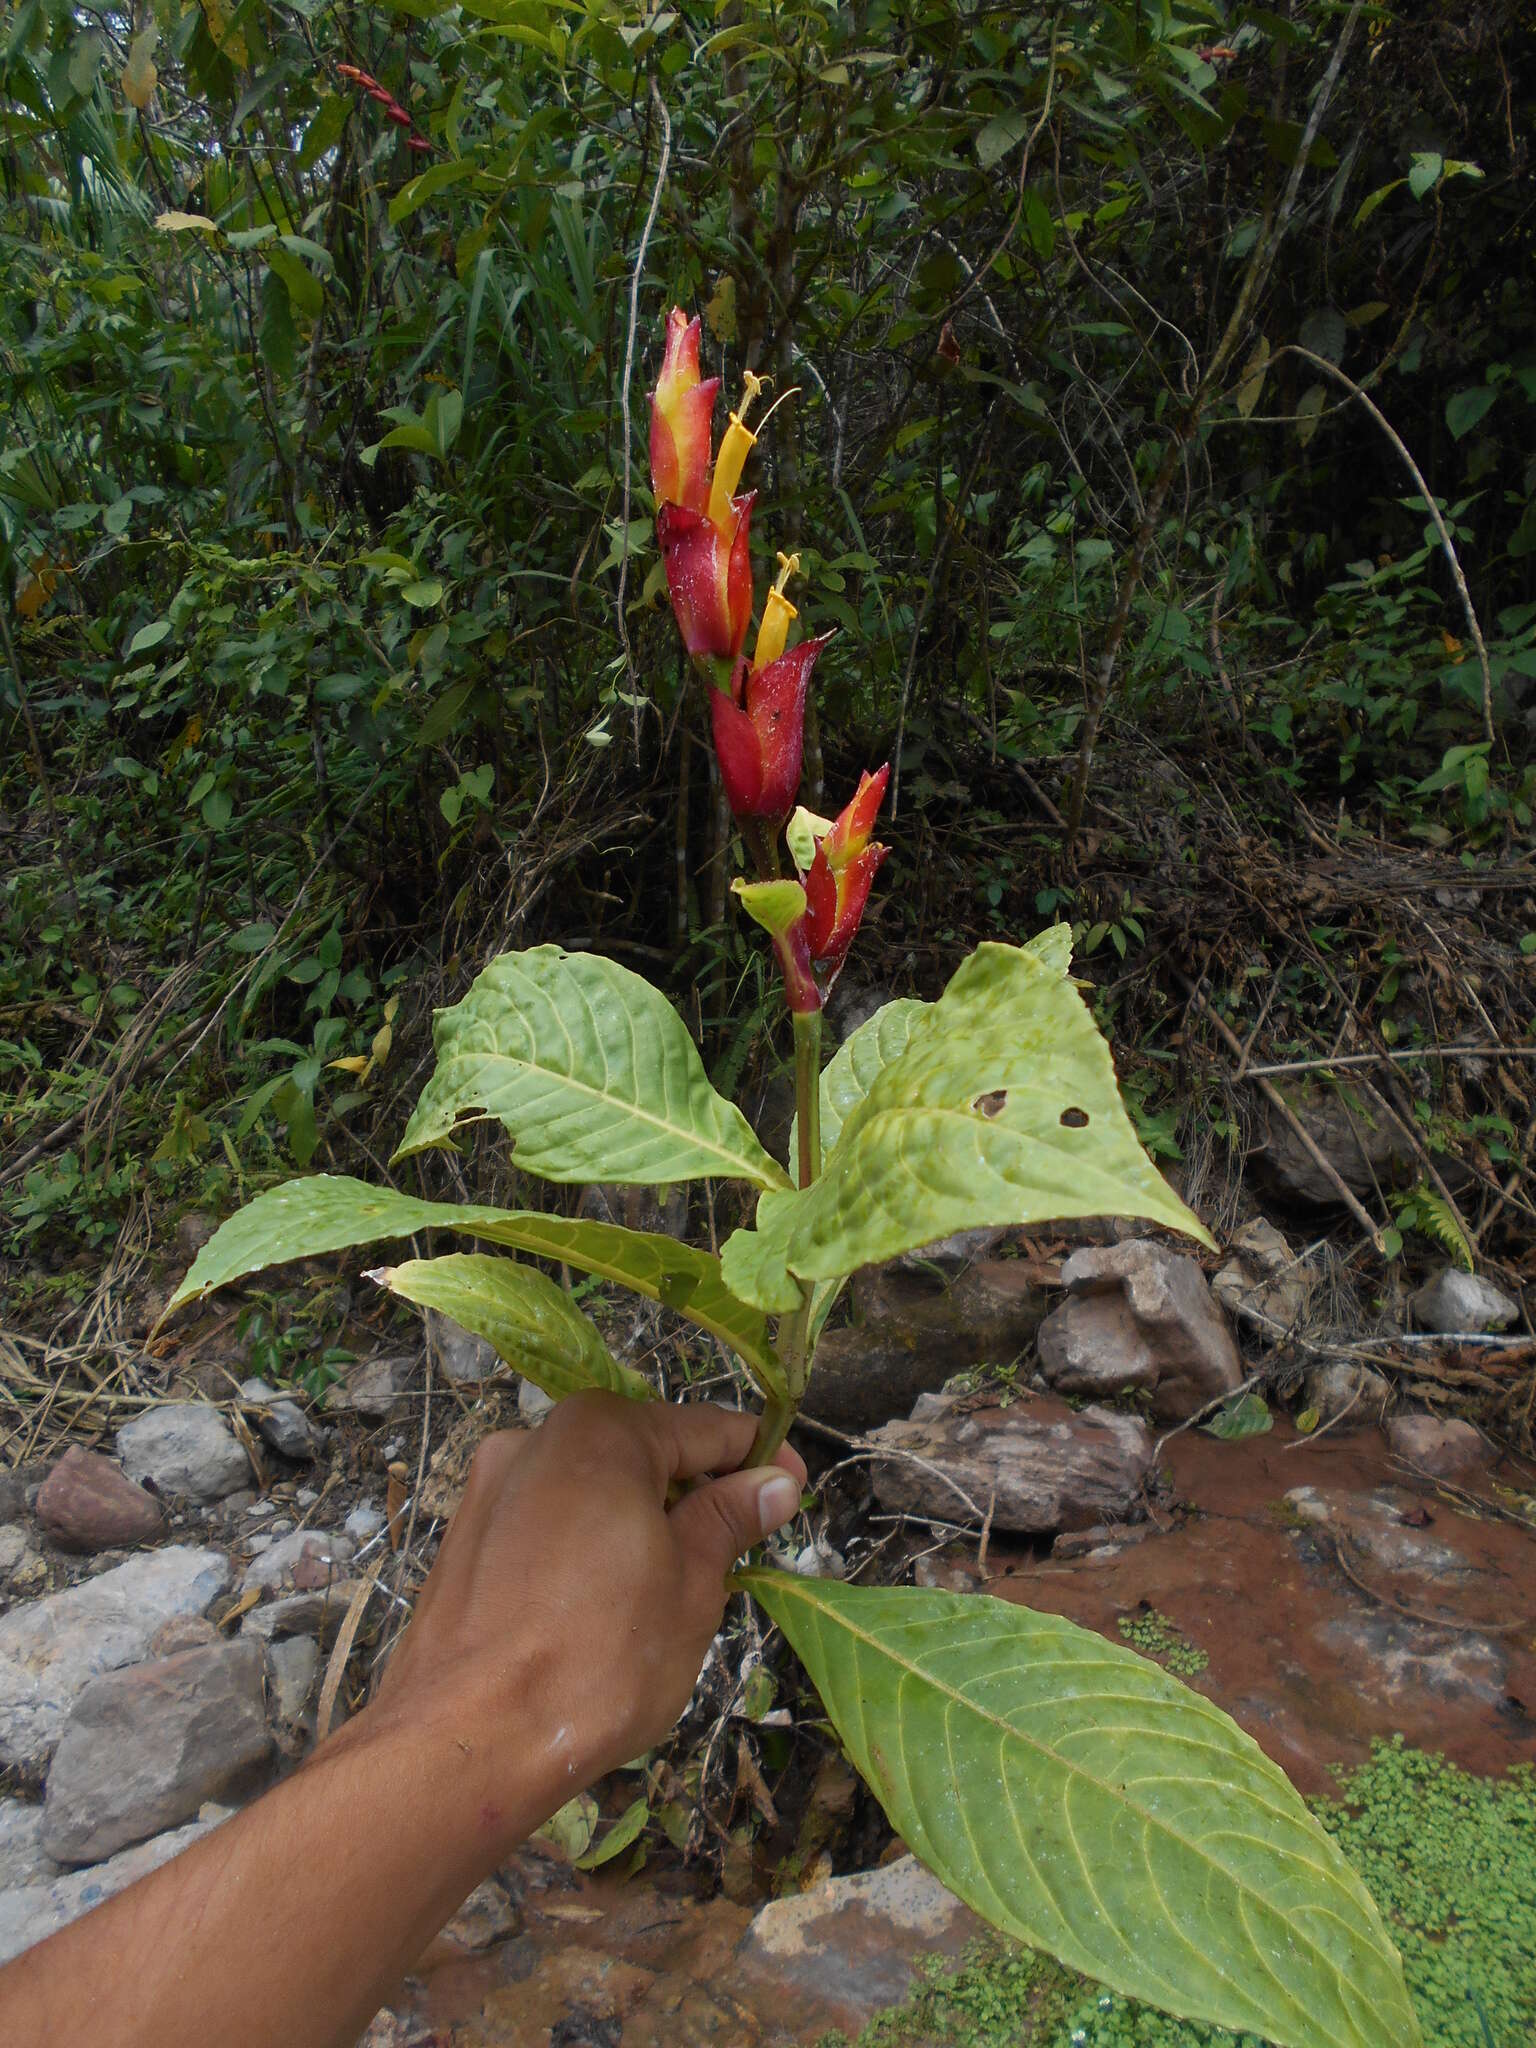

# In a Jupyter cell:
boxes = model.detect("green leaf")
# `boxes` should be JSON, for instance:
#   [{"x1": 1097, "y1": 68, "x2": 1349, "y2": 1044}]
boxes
[
  {"x1": 126, "y1": 619, "x2": 171, "y2": 654},
  {"x1": 393, "y1": 947, "x2": 791, "y2": 1192},
  {"x1": 1445, "y1": 386, "x2": 1496, "y2": 440},
  {"x1": 162, "y1": 1174, "x2": 784, "y2": 1395},
  {"x1": 791, "y1": 996, "x2": 929, "y2": 1170},
  {"x1": 574, "y1": 1795, "x2": 649, "y2": 1870},
  {"x1": 723, "y1": 932, "x2": 1211, "y2": 1314},
  {"x1": 265, "y1": 244, "x2": 323, "y2": 318},
  {"x1": 1201, "y1": 1390, "x2": 1273, "y2": 1440},
  {"x1": 741, "y1": 1571, "x2": 1421, "y2": 2048},
  {"x1": 373, "y1": 1252, "x2": 652, "y2": 1403},
  {"x1": 1408, "y1": 151, "x2": 1442, "y2": 201}
]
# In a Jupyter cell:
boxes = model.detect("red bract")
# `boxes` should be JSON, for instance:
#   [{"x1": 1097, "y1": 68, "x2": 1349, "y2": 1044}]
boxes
[
  {"x1": 649, "y1": 310, "x2": 717, "y2": 517},
  {"x1": 657, "y1": 496, "x2": 754, "y2": 661},
  {"x1": 804, "y1": 766, "x2": 890, "y2": 978},
  {"x1": 711, "y1": 635, "x2": 826, "y2": 824}
]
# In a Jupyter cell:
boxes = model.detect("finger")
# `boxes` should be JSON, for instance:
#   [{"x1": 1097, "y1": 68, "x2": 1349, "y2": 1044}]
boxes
[
  {"x1": 636, "y1": 1401, "x2": 766, "y2": 1488},
  {"x1": 668, "y1": 1466, "x2": 803, "y2": 1581}
]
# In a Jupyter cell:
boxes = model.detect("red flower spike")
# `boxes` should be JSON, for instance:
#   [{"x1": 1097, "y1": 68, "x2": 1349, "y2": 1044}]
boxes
[
  {"x1": 803, "y1": 765, "x2": 890, "y2": 979},
  {"x1": 407, "y1": 135, "x2": 432, "y2": 153},
  {"x1": 650, "y1": 311, "x2": 718, "y2": 517},
  {"x1": 710, "y1": 635, "x2": 826, "y2": 824},
  {"x1": 658, "y1": 494, "x2": 755, "y2": 661}
]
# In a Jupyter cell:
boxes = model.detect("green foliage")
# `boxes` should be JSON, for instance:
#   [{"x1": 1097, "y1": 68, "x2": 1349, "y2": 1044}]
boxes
[
  {"x1": 724, "y1": 935, "x2": 1211, "y2": 1318},
  {"x1": 1115, "y1": 1608, "x2": 1210, "y2": 1676},
  {"x1": 747, "y1": 1573, "x2": 1419, "y2": 2048},
  {"x1": 393, "y1": 947, "x2": 791, "y2": 1191},
  {"x1": 376, "y1": 1252, "x2": 651, "y2": 1403}
]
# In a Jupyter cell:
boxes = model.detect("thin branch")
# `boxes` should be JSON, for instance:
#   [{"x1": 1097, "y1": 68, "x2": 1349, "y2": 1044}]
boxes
[{"x1": 617, "y1": 79, "x2": 672, "y2": 756}]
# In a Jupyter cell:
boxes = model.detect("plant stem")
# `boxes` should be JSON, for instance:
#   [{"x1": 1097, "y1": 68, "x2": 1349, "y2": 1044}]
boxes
[
  {"x1": 745, "y1": 1008, "x2": 823, "y2": 1468},
  {"x1": 792, "y1": 1007, "x2": 822, "y2": 1191}
]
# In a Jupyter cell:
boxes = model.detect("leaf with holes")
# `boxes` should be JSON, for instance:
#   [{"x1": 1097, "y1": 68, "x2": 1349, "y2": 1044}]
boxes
[
  {"x1": 162, "y1": 1175, "x2": 784, "y2": 1396},
  {"x1": 742, "y1": 1571, "x2": 1421, "y2": 2048},
  {"x1": 371, "y1": 1253, "x2": 652, "y2": 1403},
  {"x1": 722, "y1": 930, "x2": 1210, "y2": 1314},
  {"x1": 393, "y1": 946, "x2": 790, "y2": 1192}
]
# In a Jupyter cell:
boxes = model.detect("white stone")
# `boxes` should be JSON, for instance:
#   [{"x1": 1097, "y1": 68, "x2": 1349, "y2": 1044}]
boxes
[
  {"x1": 0, "y1": 1547, "x2": 229, "y2": 1772},
  {"x1": 518, "y1": 1379, "x2": 555, "y2": 1426},
  {"x1": 1411, "y1": 1268, "x2": 1520, "y2": 1335},
  {"x1": 117, "y1": 1404, "x2": 250, "y2": 1502},
  {"x1": 343, "y1": 1505, "x2": 385, "y2": 1545},
  {"x1": 0, "y1": 1801, "x2": 58, "y2": 1889},
  {"x1": 0, "y1": 1807, "x2": 232, "y2": 1966},
  {"x1": 0, "y1": 1526, "x2": 29, "y2": 1576},
  {"x1": 239, "y1": 1378, "x2": 324, "y2": 1461}
]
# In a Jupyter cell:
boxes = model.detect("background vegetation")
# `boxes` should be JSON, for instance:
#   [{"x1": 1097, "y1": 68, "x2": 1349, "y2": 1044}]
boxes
[{"x1": 4, "y1": 0, "x2": 1533, "y2": 1310}]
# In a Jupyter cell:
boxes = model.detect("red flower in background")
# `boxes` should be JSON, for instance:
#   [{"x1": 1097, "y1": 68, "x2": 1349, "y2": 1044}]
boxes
[
  {"x1": 804, "y1": 766, "x2": 890, "y2": 979},
  {"x1": 336, "y1": 63, "x2": 431, "y2": 153}
]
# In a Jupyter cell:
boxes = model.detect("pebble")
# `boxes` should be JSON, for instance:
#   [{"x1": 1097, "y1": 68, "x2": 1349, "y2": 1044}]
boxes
[
  {"x1": 343, "y1": 1505, "x2": 385, "y2": 1545},
  {"x1": 239, "y1": 1378, "x2": 324, "y2": 1462},
  {"x1": 267, "y1": 1637, "x2": 319, "y2": 1724},
  {"x1": 0, "y1": 1546, "x2": 230, "y2": 1773},
  {"x1": 241, "y1": 1529, "x2": 355, "y2": 1595},
  {"x1": 117, "y1": 1405, "x2": 250, "y2": 1502},
  {"x1": 36, "y1": 1448, "x2": 166, "y2": 1553},
  {"x1": 1411, "y1": 1268, "x2": 1520, "y2": 1335},
  {"x1": 0, "y1": 1527, "x2": 29, "y2": 1576}
]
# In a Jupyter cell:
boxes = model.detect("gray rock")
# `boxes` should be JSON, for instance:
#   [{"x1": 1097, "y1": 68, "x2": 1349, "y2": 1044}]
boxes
[
  {"x1": 117, "y1": 1404, "x2": 250, "y2": 1502},
  {"x1": 1385, "y1": 1415, "x2": 1492, "y2": 1479},
  {"x1": 0, "y1": 1527, "x2": 29, "y2": 1576},
  {"x1": 1312, "y1": 1611, "x2": 1507, "y2": 1710},
  {"x1": 1410, "y1": 1268, "x2": 1520, "y2": 1335},
  {"x1": 0, "y1": 1801, "x2": 58, "y2": 1889},
  {"x1": 1037, "y1": 1240, "x2": 1241, "y2": 1423},
  {"x1": 807, "y1": 1258, "x2": 1048, "y2": 1431},
  {"x1": 0, "y1": 1806, "x2": 232, "y2": 1965},
  {"x1": 1302, "y1": 1361, "x2": 1392, "y2": 1431},
  {"x1": 424, "y1": 1309, "x2": 500, "y2": 1387},
  {"x1": 1251, "y1": 1083, "x2": 1412, "y2": 1209},
  {"x1": 1211, "y1": 1218, "x2": 1315, "y2": 1334},
  {"x1": 267, "y1": 1636, "x2": 319, "y2": 1723},
  {"x1": 328, "y1": 1352, "x2": 416, "y2": 1421},
  {"x1": 736, "y1": 1855, "x2": 979, "y2": 2036},
  {"x1": 343, "y1": 1504, "x2": 385, "y2": 1545},
  {"x1": 41, "y1": 1641, "x2": 270, "y2": 1865},
  {"x1": 868, "y1": 1390, "x2": 1151, "y2": 1533},
  {"x1": 241, "y1": 1581, "x2": 370, "y2": 1643},
  {"x1": 239, "y1": 1378, "x2": 324, "y2": 1461},
  {"x1": 518, "y1": 1379, "x2": 555, "y2": 1426},
  {"x1": 440, "y1": 1876, "x2": 519, "y2": 1950},
  {"x1": 0, "y1": 1546, "x2": 229, "y2": 1773},
  {"x1": 1286, "y1": 1485, "x2": 1473, "y2": 1584},
  {"x1": 240, "y1": 1528, "x2": 355, "y2": 1595}
]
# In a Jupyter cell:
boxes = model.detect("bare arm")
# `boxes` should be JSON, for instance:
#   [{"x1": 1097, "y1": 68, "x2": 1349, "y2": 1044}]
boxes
[{"x1": 0, "y1": 1395, "x2": 805, "y2": 2048}]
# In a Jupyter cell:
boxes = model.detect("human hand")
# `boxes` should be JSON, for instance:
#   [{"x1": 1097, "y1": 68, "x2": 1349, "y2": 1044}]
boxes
[{"x1": 376, "y1": 1393, "x2": 807, "y2": 1820}]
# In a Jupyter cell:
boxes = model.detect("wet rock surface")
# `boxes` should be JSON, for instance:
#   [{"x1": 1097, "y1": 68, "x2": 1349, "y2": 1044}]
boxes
[
  {"x1": 867, "y1": 1388, "x2": 1152, "y2": 1532},
  {"x1": 1036, "y1": 1239, "x2": 1242, "y2": 1421},
  {"x1": 34, "y1": 1448, "x2": 165, "y2": 1553},
  {"x1": 41, "y1": 1639, "x2": 270, "y2": 1865},
  {"x1": 117, "y1": 1403, "x2": 250, "y2": 1501}
]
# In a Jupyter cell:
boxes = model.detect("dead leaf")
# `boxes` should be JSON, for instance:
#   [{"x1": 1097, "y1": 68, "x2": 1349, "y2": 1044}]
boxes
[{"x1": 122, "y1": 25, "x2": 159, "y2": 109}]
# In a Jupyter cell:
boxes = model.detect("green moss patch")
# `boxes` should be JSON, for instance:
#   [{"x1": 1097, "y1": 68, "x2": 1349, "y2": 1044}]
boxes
[{"x1": 817, "y1": 1741, "x2": 1536, "y2": 2048}]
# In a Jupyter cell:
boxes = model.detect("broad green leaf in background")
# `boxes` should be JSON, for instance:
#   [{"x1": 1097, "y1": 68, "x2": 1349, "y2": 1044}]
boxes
[
  {"x1": 723, "y1": 931, "x2": 1211, "y2": 1314},
  {"x1": 372, "y1": 1251, "x2": 652, "y2": 1403},
  {"x1": 163, "y1": 1175, "x2": 784, "y2": 1395},
  {"x1": 394, "y1": 947, "x2": 791, "y2": 1192},
  {"x1": 742, "y1": 1572, "x2": 1422, "y2": 2048}
]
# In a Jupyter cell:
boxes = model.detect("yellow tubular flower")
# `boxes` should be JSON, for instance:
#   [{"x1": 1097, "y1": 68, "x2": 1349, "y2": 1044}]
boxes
[
  {"x1": 752, "y1": 552, "x2": 801, "y2": 672},
  {"x1": 707, "y1": 371, "x2": 764, "y2": 529}
]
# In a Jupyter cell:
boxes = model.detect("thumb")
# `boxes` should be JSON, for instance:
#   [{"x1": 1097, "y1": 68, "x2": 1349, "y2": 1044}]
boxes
[{"x1": 670, "y1": 1466, "x2": 802, "y2": 1577}]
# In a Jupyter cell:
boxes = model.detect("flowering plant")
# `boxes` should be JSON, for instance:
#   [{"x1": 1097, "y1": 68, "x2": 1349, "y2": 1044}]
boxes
[{"x1": 163, "y1": 307, "x2": 1420, "y2": 2048}]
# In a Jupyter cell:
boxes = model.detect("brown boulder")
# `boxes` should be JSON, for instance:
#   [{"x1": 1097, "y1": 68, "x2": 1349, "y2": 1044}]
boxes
[
  {"x1": 868, "y1": 1389, "x2": 1151, "y2": 1533},
  {"x1": 36, "y1": 1449, "x2": 165, "y2": 1554},
  {"x1": 1385, "y1": 1415, "x2": 1491, "y2": 1480},
  {"x1": 1037, "y1": 1240, "x2": 1242, "y2": 1423}
]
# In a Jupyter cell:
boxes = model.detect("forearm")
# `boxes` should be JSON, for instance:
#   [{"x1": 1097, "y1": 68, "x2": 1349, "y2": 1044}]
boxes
[{"x1": 0, "y1": 1676, "x2": 563, "y2": 2048}]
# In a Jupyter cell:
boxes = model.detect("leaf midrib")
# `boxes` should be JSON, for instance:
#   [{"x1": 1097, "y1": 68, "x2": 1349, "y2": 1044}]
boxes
[
  {"x1": 748, "y1": 1574, "x2": 1389, "y2": 2048},
  {"x1": 412, "y1": 1046, "x2": 788, "y2": 1188}
]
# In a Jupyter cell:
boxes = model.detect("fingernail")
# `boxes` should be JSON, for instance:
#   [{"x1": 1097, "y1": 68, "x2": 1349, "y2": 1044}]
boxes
[{"x1": 756, "y1": 1472, "x2": 801, "y2": 1534}]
